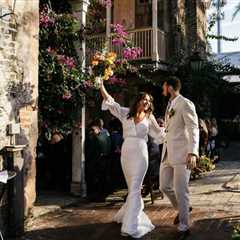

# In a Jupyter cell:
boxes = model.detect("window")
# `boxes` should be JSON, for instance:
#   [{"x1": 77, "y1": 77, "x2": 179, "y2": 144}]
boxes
[{"x1": 135, "y1": 0, "x2": 152, "y2": 27}]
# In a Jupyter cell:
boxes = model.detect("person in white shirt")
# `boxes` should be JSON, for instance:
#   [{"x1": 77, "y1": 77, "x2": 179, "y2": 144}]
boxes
[{"x1": 160, "y1": 76, "x2": 199, "y2": 239}]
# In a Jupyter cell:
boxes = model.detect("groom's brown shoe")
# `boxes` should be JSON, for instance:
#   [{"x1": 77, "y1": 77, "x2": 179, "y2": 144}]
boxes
[{"x1": 173, "y1": 207, "x2": 193, "y2": 225}]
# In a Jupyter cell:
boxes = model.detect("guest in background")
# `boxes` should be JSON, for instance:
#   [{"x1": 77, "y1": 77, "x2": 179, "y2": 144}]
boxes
[
  {"x1": 205, "y1": 118, "x2": 219, "y2": 160},
  {"x1": 49, "y1": 129, "x2": 68, "y2": 191},
  {"x1": 199, "y1": 119, "x2": 208, "y2": 156},
  {"x1": 143, "y1": 117, "x2": 164, "y2": 198},
  {"x1": 108, "y1": 118, "x2": 125, "y2": 189},
  {"x1": 210, "y1": 118, "x2": 219, "y2": 161},
  {"x1": 211, "y1": 118, "x2": 218, "y2": 139},
  {"x1": 109, "y1": 117, "x2": 123, "y2": 153},
  {"x1": 156, "y1": 117, "x2": 164, "y2": 158},
  {"x1": 93, "y1": 118, "x2": 110, "y2": 136},
  {"x1": 85, "y1": 122, "x2": 111, "y2": 201}
]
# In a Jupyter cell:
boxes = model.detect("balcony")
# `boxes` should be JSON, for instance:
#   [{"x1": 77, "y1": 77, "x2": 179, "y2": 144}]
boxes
[{"x1": 86, "y1": 27, "x2": 167, "y2": 65}]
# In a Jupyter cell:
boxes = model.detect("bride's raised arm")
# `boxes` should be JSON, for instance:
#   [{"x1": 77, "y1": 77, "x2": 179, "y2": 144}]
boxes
[
  {"x1": 100, "y1": 82, "x2": 129, "y2": 122},
  {"x1": 100, "y1": 80, "x2": 111, "y2": 101}
]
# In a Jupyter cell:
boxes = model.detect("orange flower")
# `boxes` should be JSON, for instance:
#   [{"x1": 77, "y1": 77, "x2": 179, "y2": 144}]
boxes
[
  {"x1": 107, "y1": 52, "x2": 117, "y2": 59},
  {"x1": 93, "y1": 52, "x2": 105, "y2": 61},
  {"x1": 92, "y1": 60, "x2": 99, "y2": 66}
]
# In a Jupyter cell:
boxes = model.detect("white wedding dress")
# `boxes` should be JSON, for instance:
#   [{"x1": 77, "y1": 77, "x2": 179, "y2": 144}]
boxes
[{"x1": 102, "y1": 96, "x2": 165, "y2": 238}]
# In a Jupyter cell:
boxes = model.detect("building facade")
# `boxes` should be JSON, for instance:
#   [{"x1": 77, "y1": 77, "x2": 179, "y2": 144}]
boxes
[
  {"x1": 87, "y1": 0, "x2": 210, "y2": 68},
  {"x1": 0, "y1": 0, "x2": 39, "y2": 233}
]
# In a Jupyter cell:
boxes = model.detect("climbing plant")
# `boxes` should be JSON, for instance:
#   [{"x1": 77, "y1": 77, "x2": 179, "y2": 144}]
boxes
[{"x1": 39, "y1": 3, "x2": 88, "y2": 132}]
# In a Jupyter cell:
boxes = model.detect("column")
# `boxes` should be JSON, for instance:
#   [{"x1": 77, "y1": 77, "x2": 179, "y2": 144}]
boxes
[
  {"x1": 68, "y1": 0, "x2": 89, "y2": 197},
  {"x1": 152, "y1": 0, "x2": 159, "y2": 62},
  {"x1": 106, "y1": 3, "x2": 111, "y2": 50}
]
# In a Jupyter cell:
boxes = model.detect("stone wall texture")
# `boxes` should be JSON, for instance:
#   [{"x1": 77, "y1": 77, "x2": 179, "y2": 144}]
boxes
[{"x1": 0, "y1": 0, "x2": 39, "y2": 216}]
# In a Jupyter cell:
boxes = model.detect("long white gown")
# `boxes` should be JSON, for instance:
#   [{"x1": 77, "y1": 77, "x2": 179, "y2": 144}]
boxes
[{"x1": 102, "y1": 96, "x2": 165, "y2": 238}]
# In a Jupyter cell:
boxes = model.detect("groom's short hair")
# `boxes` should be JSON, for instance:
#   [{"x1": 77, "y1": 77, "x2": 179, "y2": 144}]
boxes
[{"x1": 165, "y1": 76, "x2": 181, "y2": 91}]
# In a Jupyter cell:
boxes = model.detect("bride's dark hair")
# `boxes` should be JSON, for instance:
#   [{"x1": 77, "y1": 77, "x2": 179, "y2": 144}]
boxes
[{"x1": 127, "y1": 92, "x2": 154, "y2": 119}]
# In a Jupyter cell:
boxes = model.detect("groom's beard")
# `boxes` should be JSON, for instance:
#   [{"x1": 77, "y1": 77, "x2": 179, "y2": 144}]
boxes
[{"x1": 165, "y1": 93, "x2": 171, "y2": 101}]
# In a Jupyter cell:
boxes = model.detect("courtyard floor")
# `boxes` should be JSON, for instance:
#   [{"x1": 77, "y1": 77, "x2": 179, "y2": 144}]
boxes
[{"x1": 17, "y1": 142, "x2": 240, "y2": 240}]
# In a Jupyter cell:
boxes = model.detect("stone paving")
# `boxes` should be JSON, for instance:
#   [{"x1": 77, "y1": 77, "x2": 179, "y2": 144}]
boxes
[{"x1": 16, "y1": 142, "x2": 240, "y2": 240}]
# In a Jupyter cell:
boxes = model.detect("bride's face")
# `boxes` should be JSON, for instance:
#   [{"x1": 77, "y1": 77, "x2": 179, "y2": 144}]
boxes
[{"x1": 138, "y1": 94, "x2": 151, "y2": 112}]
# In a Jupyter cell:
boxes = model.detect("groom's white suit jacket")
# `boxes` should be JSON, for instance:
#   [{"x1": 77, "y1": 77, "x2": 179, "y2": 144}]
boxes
[{"x1": 161, "y1": 95, "x2": 199, "y2": 164}]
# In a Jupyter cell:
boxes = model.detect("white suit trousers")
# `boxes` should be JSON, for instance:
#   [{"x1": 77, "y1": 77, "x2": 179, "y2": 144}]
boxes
[{"x1": 159, "y1": 159, "x2": 191, "y2": 231}]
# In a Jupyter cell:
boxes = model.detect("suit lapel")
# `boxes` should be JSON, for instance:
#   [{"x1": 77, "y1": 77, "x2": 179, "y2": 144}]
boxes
[{"x1": 165, "y1": 95, "x2": 183, "y2": 129}]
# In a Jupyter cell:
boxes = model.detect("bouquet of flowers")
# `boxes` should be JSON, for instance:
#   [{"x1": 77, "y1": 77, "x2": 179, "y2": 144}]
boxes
[{"x1": 90, "y1": 49, "x2": 117, "y2": 88}]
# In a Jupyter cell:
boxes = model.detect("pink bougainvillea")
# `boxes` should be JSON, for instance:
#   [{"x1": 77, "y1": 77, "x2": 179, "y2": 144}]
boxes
[
  {"x1": 112, "y1": 38, "x2": 126, "y2": 46},
  {"x1": 123, "y1": 47, "x2": 143, "y2": 60},
  {"x1": 40, "y1": 15, "x2": 55, "y2": 28},
  {"x1": 57, "y1": 55, "x2": 76, "y2": 69},
  {"x1": 40, "y1": 6, "x2": 55, "y2": 28},
  {"x1": 103, "y1": 0, "x2": 112, "y2": 7},
  {"x1": 112, "y1": 24, "x2": 128, "y2": 38},
  {"x1": 108, "y1": 76, "x2": 127, "y2": 86},
  {"x1": 111, "y1": 23, "x2": 129, "y2": 47},
  {"x1": 111, "y1": 24, "x2": 143, "y2": 60}
]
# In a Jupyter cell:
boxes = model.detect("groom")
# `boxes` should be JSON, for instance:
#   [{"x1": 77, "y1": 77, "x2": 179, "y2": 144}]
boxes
[{"x1": 160, "y1": 76, "x2": 199, "y2": 238}]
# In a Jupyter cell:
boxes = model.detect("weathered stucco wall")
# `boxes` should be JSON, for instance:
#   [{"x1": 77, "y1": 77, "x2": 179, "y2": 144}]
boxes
[
  {"x1": 113, "y1": 0, "x2": 135, "y2": 29},
  {"x1": 0, "y1": 0, "x2": 39, "y2": 215}
]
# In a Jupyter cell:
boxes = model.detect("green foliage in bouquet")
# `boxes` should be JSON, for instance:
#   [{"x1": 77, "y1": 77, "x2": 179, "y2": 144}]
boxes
[
  {"x1": 232, "y1": 224, "x2": 240, "y2": 240},
  {"x1": 199, "y1": 155, "x2": 216, "y2": 171},
  {"x1": 191, "y1": 155, "x2": 215, "y2": 180}
]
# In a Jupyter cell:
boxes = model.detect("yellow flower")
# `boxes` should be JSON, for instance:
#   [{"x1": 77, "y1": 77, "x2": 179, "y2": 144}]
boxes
[
  {"x1": 106, "y1": 52, "x2": 117, "y2": 64},
  {"x1": 103, "y1": 67, "x2": 113, "y2": 80},
  {"x1": 107, "y1": 67, "x2": 114, "y2": 76},
  {"x1": 103, "y1": 74, "x2": 109, "y2": 80}
]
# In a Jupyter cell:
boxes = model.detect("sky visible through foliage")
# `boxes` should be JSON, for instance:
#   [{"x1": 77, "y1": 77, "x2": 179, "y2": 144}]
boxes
[{"x1": 208, "y1": 0, "x2": 240, "y2": 53}]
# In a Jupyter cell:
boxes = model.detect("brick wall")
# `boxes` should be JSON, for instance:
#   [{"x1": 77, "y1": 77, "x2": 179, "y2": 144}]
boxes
[{"x1": 0, "y1": 0, "x2": 39, "y2": 218}]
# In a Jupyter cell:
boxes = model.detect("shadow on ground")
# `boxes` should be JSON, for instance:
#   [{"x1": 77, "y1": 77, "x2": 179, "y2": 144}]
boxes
[{"x1": 16, "y1": 214, "x2": 236, "y2": 240}]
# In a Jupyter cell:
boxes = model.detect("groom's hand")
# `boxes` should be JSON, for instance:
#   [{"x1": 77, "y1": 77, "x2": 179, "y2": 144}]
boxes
[{"x1": 186, "y1": 154, "x2": 197, "y2": 170}]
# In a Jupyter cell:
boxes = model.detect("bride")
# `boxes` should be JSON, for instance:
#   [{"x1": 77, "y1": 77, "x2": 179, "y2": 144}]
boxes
[{"x1": 99, "y1": 81, "x2": 165, "y2": 238}]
